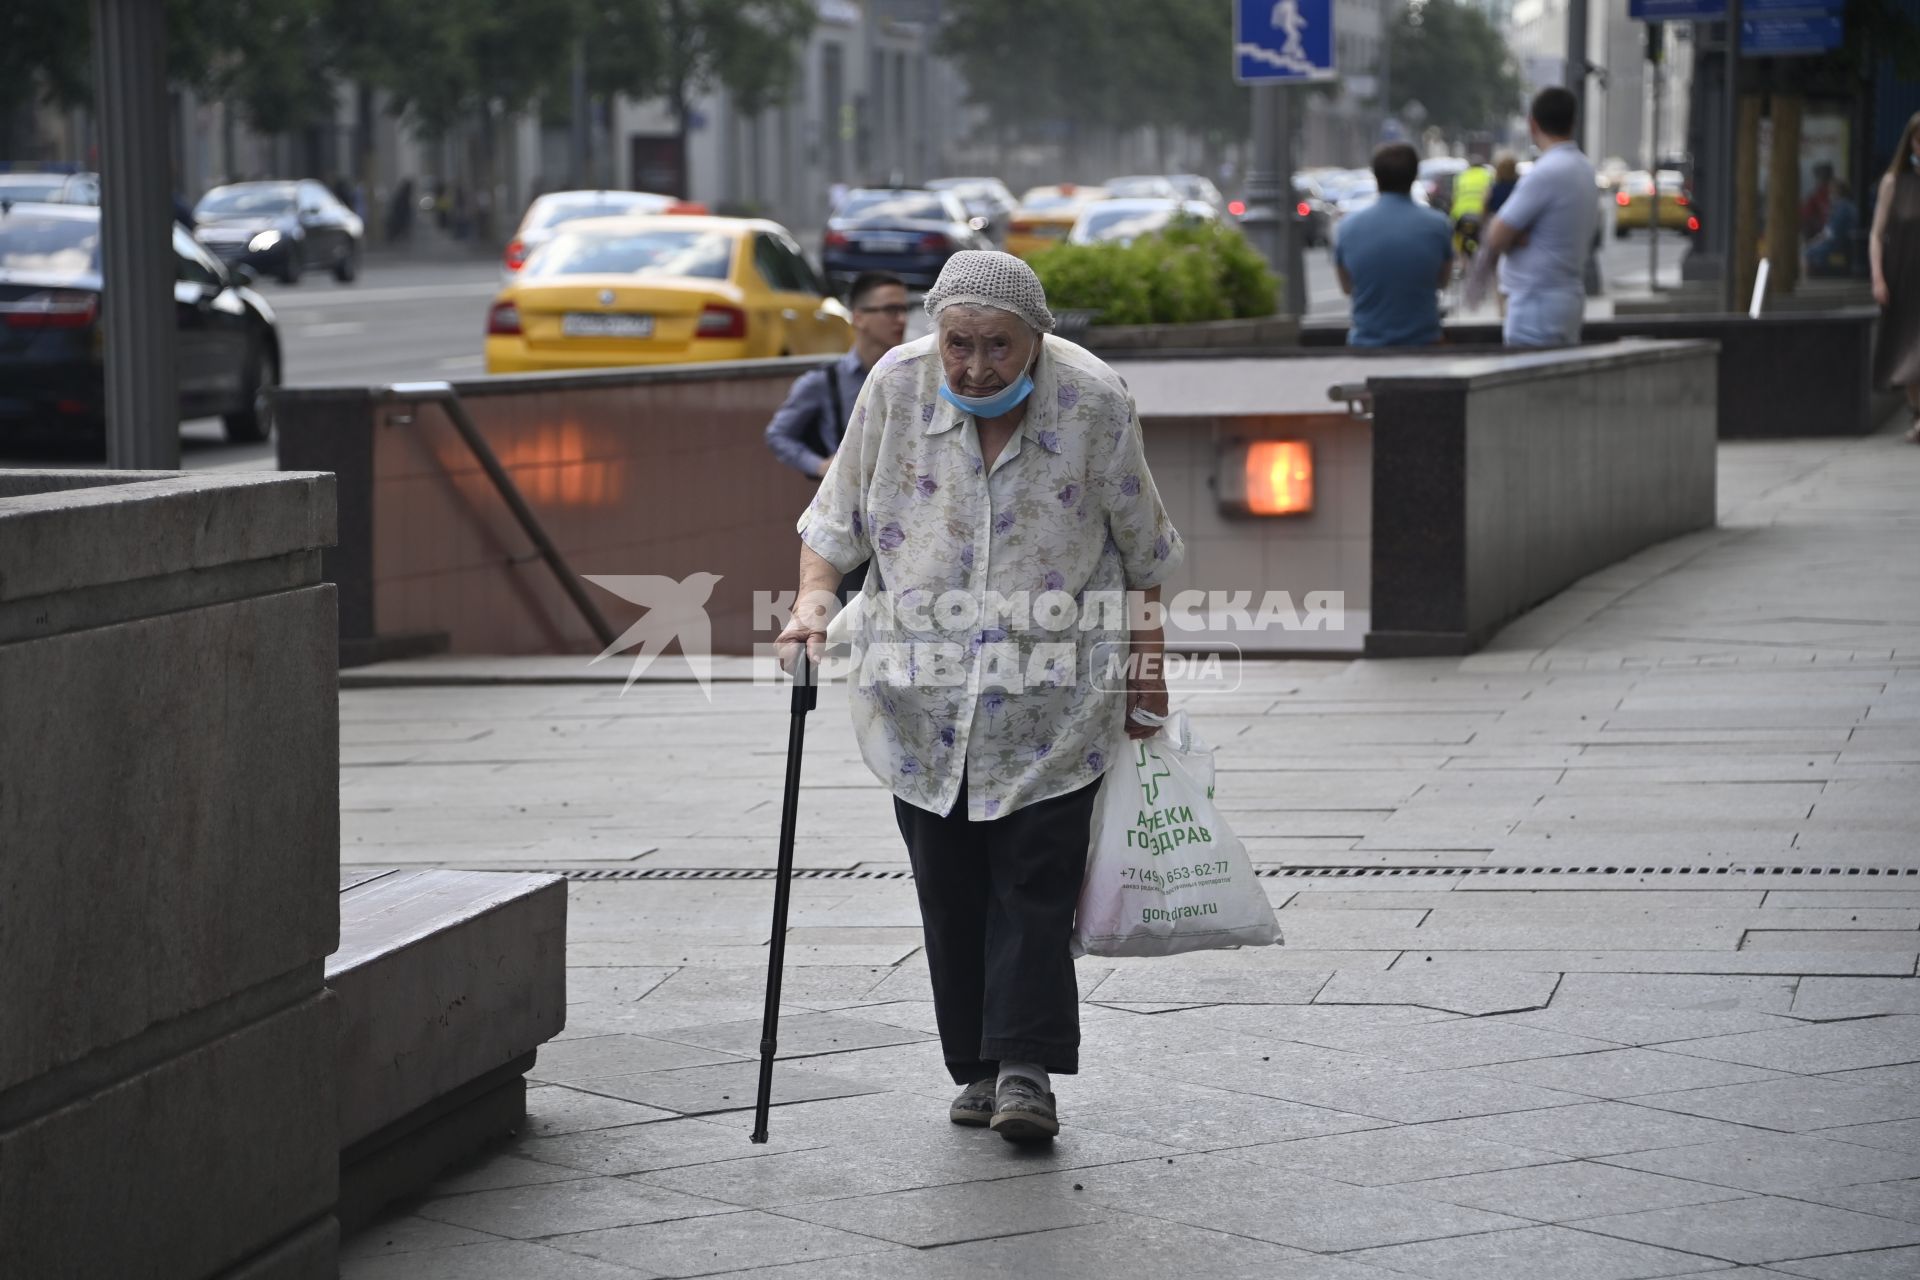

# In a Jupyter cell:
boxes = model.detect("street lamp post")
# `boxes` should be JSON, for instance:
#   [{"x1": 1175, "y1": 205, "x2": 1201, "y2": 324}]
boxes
[{"x1": 93, "y1": 0, "x2": 179, "y2": 470}]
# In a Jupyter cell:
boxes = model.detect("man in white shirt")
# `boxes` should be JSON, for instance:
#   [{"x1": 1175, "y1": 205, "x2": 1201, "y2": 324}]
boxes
[{"x1": 1476, "y1": 87, "x2": 1599, "y2": 347}]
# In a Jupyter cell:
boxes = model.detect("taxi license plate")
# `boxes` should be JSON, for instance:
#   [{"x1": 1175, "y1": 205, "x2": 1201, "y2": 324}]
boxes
[{"x1": 562, "y1": 312, "x2": 654, "y2": 338}]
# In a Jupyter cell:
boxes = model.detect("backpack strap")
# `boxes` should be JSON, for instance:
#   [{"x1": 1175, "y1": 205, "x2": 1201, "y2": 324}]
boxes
[{"x1": 821, "y1": 363, "x2": 846, "y2": 458}]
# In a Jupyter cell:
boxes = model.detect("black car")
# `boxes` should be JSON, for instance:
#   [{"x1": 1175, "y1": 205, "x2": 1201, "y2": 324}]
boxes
[
  {"x1": 192, "y1": 179, "x2": 363, "y2": 284},
  {"x1": 822, "y1": 188, "x2": 989, "y2": 291},
  {"x1": 0, "y1": 203, "x2": 282, "y2": 444},
  {"x1": 1292, "y1": 177, "x2": 1333, "y2": 248},
  {"x1": 926, "y1": 177, "x2": 1017, "y2": 243}
]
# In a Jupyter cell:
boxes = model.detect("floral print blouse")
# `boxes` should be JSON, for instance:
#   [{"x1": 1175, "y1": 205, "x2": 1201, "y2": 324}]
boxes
[{"x1": 798, "y1": 332, "x2": 1184, "y2": 821}]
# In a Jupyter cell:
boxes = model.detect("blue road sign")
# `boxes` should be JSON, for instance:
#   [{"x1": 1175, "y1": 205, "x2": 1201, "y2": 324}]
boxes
[
  {"x1": 1235, "y1": 0, "x2": 1337, "y2": 84},
  {"x1": 1629, "y1": 0, "x2": 1842, "y2": 17},
  {"x1": 1628, "y1": 0, "x2": 1725, "y2": 19},
  {"x1": 1742, "y1": 14, "x2": 1844, "y2": 52}
]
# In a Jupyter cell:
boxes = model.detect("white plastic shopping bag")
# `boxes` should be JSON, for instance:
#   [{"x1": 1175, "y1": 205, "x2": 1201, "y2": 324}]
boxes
[{"x1": 1071, "y1": 710, "x2": 1283, "y2": 957}]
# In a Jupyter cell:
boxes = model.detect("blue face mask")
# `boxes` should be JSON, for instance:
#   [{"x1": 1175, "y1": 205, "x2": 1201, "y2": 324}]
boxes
[
  {"x1": 938, "y1": 336, "x2": 1039, "y2": 418},
  {"x1": 939, "y1": 372, "x2": 1034, "y2": 419}
]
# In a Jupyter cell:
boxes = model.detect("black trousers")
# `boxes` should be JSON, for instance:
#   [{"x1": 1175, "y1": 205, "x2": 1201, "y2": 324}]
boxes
[{"x1": 895, "y1": 774, "x2": 1099, "y2": 1085}]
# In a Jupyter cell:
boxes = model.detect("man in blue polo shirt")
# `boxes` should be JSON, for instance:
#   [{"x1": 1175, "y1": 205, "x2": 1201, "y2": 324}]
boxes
[{"x1": 1334, "y1": 143, "x2": 1453, "y2": 347}]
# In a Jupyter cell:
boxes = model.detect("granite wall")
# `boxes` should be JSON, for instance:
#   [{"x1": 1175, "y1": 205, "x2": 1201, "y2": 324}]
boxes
[{"x1": 0, "y1": 471, "x2": 341, "y2": 1279}]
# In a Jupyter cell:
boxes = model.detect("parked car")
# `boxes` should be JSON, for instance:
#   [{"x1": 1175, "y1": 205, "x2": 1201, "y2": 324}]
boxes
[
  {"x1": 1067, "y1": 198, "x2": 1218, "y2": 247},
  {"x1": 1310, "y1": 167, "x2": 1370, "y2": 207},
  {"x1": 1328, "y1": 172, "x2": 1430, "y2": 221},
  {"x1": 1217, "y1": 178, "x2": 1331, "y2": 247},
  {"x1": 1005, "y1": 183, "x2": 1109, "y2": 259},
  {"x1": 1168, "y1": 173, "x2": 1227, "y2": 212},
  {"x1": 1292, "y1": 175, "x2": 1333, "y2": 247},
  {"x1": 502, "y1": 189, "x2": 698, "y2": 279},
  {"x1": 191, "y1": 179, "x2": 363, "y2": 284},
  {"x1": 0, "y1": 202, "x2": 281, "y2": 443},
  {"x1": 1613, "y1": 169, "x2": 1695, "y2": 236},
  {"x1": 485, "y1": 215, "x2": 851, "y2": 374},
  {"x1": 1101, "y1": 175, "x2": 1184, "y2": 201},
  {"x1": 926, "y1": 177, "x2": 1017, "y2": 243},
  {"x1": 821, "y1": 188, "x2": 988, "y2": 290},
  {"x1": 0, "y1": 170, "x2": 100, "y2": 206}
]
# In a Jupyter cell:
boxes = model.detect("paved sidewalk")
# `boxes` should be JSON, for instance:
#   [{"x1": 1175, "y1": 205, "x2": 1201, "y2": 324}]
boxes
[{"x1": 340, "y1": 428, "x2": 1920, "y2": 1279}]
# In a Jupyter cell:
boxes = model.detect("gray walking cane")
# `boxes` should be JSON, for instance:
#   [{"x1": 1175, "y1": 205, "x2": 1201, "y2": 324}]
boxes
[{"x1": 751, "y1": 649, "x2": 814, "y2": 1142}]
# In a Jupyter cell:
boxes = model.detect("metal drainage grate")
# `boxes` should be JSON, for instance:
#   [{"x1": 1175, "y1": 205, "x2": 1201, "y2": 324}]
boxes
[{"x1": 524, "y1": 863, "x2": 1919, "y2": 883}]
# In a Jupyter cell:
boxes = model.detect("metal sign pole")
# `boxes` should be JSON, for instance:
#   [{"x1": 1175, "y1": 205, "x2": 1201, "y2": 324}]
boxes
[
  {"x1": 1722, "y1": 0, "x2": 1744, "y2": 313},
  {"x1": 1277, "y1": 87, "x2": 1307, "y2": 318},
  {"x1": 1246, "y1": 82, "x2": 1281, "y2": 276},
  {"x1": 1648, "y1": 22, "x2": 1663, "y2": 293},
  {"x1": 1567, "y1": 0, "x2": 1590, "y2": 154}
]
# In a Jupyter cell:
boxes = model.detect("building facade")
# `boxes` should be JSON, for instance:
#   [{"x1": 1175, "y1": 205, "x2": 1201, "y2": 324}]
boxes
[{"x1": 1506, "y1": 0, "x2": 1689, "y2": 169}]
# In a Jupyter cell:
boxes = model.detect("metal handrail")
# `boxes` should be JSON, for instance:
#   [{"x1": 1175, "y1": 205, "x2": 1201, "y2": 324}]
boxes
[{"x1": 377, "y1": 381, "x2": 618, "y2": 649}]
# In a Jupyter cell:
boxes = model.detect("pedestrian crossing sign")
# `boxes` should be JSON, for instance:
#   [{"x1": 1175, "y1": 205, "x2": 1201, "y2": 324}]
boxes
[{"x1": 1235, "y1": 0, "x2": 1338, "y2": 84}]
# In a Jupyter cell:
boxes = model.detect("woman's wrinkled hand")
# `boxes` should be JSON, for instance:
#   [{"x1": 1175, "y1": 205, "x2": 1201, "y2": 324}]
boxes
[
  {"x1": 775, "y1": 618, "x2": 828, "y2": 675},
  {"x1": 1125, "y1": 670, "x2": 1168, "y2": 740}
]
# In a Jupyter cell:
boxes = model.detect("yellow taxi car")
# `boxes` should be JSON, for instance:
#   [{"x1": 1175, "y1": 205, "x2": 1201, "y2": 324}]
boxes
[
  {"x1": 1005, "y1": 184, "x2": 1109, "y2": 259},
  {"x1": 484, "y1": 215, "x2": 852, "y2": 373},
  {"x1": 1613, "y1": 169, "x2": 1696, "y2": 236}
]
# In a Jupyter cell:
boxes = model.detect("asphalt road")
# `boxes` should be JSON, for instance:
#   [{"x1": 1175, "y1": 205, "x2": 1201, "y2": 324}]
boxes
[{"x1": 0, "y1": 228, "x2": 1696, "y2": 474}]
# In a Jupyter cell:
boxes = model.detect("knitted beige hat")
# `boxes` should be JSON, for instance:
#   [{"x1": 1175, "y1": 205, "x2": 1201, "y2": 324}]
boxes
[{"x1": 923, "y1": 250, "x2": 1056, "y2": 334}]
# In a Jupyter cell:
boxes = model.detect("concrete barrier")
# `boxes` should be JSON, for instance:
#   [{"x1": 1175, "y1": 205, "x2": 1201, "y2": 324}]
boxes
[
  {"x1": 1361, "y1": 341, "x2": 1719, "y2": 655},
  {"x1": 0, "y1": 471, "x2": 341, "y2": 1280},
  {"x1": 1299, "y1": 307, "x2": 1879, "y2": 439},
  {"x1": 277, "y1": 358, "x2": 835, "y2": 663},
  {"x1": 277, "y1": 340, "x2": 1716, "y2": 663}
]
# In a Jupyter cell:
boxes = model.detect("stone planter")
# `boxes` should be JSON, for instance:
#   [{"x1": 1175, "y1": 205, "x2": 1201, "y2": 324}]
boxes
[{"x1": 1082, "y1": 313, "x2": 1301, "y2": 354}]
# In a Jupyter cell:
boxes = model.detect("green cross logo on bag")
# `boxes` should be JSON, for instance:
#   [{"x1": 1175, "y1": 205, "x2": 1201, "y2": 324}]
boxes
[{"x1": 1134, "y1": 741, "x2": 1172, "y2": 805}]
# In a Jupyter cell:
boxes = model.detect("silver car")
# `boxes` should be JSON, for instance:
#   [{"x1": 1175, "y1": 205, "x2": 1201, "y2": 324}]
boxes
[{"x1": 503, "y1": 190, "x2": 689, "y2": 281}]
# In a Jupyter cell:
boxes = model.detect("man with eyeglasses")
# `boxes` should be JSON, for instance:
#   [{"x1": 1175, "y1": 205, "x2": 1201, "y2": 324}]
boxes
[
  {"x1": 765, "y1": 271, "x2": 908, "y2": 597},
  {"x1": 765, "y1": 270, "x2": 910, "y2": 480}
]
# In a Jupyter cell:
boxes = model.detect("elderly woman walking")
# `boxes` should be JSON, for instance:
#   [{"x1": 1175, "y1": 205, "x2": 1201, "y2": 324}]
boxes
[{"x1": 776, "y1": 252, "x2": 1183, "y2": 1142}]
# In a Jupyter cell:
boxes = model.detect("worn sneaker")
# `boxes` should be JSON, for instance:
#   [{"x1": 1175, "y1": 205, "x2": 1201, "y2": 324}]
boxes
[
  {"x1": 949, "y1": 1077, "x2": 997, "y2": 1127},
  {"x1": 989, "y1": 1074, "x2": 1059, "y2": 1142}
]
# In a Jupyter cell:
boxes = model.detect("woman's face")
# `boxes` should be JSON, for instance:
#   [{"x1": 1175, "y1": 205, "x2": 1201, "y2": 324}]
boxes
[{"x1": 939, "y1": 309, "x2": 1035, "y2": 396}]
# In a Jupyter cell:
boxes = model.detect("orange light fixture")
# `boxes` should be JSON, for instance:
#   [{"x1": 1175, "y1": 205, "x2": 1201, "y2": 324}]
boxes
[{"x1": 1219, "y1": 439, "x2": 1313, "y2": 516}]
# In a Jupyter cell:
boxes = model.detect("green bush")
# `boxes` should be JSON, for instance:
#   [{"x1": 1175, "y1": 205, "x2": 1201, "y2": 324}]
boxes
[{"x1": 1029, "y1": 217, "x2": 1278, "y2": 326}]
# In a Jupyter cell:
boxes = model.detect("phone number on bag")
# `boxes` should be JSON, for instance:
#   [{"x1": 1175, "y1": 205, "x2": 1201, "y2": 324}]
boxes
[{"x1": 1121, "y1": 861, "x2": 1233, "y2": 888}]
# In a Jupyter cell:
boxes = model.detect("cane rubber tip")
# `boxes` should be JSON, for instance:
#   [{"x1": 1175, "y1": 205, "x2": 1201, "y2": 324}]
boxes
[{"x1": 749, "y1": 1132, "x2": 768, "y2": 1144}]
